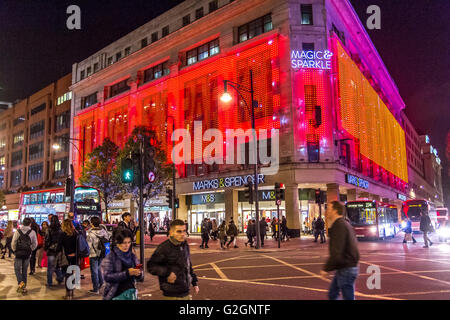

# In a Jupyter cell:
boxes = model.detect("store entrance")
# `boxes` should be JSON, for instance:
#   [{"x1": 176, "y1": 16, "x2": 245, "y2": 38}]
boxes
[{"x1": 190, "y1": 211, "x2": 225, "y2": 233}]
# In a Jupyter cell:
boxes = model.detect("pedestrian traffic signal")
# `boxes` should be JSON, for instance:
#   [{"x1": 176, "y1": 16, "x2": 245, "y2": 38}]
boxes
[
  {"x1": 244, "y1": 182, "x2": 253, "y2": 204},
  {"x1": 167, "y1": 189, "x2": 173, "y2": 209},
  {"x1": 315, "y1": 189, "x2": 321, "y2": 204},
  {"x1": 315, "y1": 189, "x2": 326, "y2": 204},
  {"x1": 174, "y1": 198, "x2": 179, "y2": 209},
  {"x1": 121, "y1": 158, "x2": 134, "y2": 183}
]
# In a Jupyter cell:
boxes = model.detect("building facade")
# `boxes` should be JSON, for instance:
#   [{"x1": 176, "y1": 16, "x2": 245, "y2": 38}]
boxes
[
  {"x1": 71, "y1": 0, "x2": 410, "y2": 235},
  {"x1": 0, "y1": 74, "x2": 72, "y2": 213}
]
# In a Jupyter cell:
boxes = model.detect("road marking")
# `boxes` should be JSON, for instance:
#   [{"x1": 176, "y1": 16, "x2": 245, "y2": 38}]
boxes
[
  {"x1": 359, "y1": 260, "x2": 450, "y2": 286},
  {"x1": 193, "y1": 255, "x2": 251, "y2": 269},
  {"x1": 210, "y1": 263, "x2": 228, "y2": 280},
  {"x1": 378, "y1": 289, "x2": 450, "y2": 297}
]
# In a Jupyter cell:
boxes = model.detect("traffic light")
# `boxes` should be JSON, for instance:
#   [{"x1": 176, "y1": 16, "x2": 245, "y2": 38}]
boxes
[
  {"x1": 65, "y1": 178, "x2": 73, "y2": 197},
  {"x1": 167, "y1": 189, "x2": 173, "y2": 209},
  {"x1": 275, "y1": 182, "x2": 284, "y2": 200},
  {"x1": 315, "y1": 189, "x2": 321, "y2": 204},
  {"x1": 174, "y1": 198, "x2": 179, "y2": 209},
  {"x1": 121, "y1": 158, "x2": 134, "y2": 183},
  {"x1": 244, "y1": 182, "x2": 253, "y2": 204}
]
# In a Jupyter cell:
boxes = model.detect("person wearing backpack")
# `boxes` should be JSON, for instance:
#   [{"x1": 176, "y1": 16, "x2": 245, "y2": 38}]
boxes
[
  {"x1": 11, "y1": 218, "x2": 37, "y2": 295},
  {"x1": 226, "y1": 219, "x2": 238, "y2": 249},
  {"x1": 87, "y1": 216, "x2": 110, "y2": 294}
]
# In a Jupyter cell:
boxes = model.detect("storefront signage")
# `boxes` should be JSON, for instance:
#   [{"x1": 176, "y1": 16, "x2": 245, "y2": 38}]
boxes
[
  {"x1": 291, "y1": 50, "x2": 333, "y2": 70},
  {"x1": 108, "y1": 202, "x2": 125, "y2": 208},
  {"x1": 397, "y1": 194, "x2": 407, "y2": 201},
  {"x1": 193, "y1": 174, "x2": 265, "y2": 191},
  {"x1": 346, "y1": 174, "x2": 369, "y2": 189},
  {"x1": 347, "y1": 202, "x2": 375, "y2": 208},
  {"x1": 191, "y1": 193, "x2": 225, "y2": 205},
  {"x1": 8, "y1": 209, "x2": 19, "y2": 221},
  {"x1": 238, "y1": 190, "x2": 284, "y2": 202}
]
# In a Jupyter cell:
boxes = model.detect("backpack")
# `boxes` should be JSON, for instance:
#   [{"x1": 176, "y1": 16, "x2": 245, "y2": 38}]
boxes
[
  {"x1": 76, "y1": 231, "x2": 90, "y2": 258},
  {"x1": 96, "y1": 234, "x2": 109, "y2": 259},
  {"x1": 15, "y1": 230, "x2": 32, "y2": 259},
  {"x1": 37, "y1": 232, "x2": 44, "y2": 247}
]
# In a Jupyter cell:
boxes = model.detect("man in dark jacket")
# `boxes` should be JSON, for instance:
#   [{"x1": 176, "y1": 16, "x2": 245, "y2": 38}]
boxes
[
  {"x1": 320, "y1": 201, "x2": 360, "y2": 300},
  {"x1": 226, "y1": 219, "x2": 238, "y2": 248},
  {"x1": 259, "y1": 217, "x2": 268, "y2": 247},
  {"x1": 314, "y1": 217, "x2": 326, "y2": 243},
  {"x1": 420, "y1": 212, "x2": 433, "y2": 248},
  {"x1": 200, "y1": 218, "x2": 210, "y2": 249},
  {"x1": 147, "y1": 219, "x2": 199, "y2": 300}
]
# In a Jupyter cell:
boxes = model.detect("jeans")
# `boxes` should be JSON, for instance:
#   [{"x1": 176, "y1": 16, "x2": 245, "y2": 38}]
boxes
[
  {"x1": 90, "y1": 257, "x2": 104, "y2": 291},
  {"x1": 328, "y1": 266, "x2": 359, "y2": 300},
  {"x1": 423, "y1": 231, "x2": 433, "y2": 247},
  {"x1": 14, "y1": 258, "x2": 30, "y2": 285},
  {"x1": 29, "y1": 249, "x2": 38, "y2": 272},
  {"x1": 47, "y1": 255, "x2": 64, "y2": 285},
  {"x1": 226, "y1": 236, "x2": 235, "y2": 247}
]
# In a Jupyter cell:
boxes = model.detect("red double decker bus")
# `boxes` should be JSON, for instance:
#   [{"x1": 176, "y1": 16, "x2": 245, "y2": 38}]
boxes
[
  {"x1": 345, "y1": 200, "x2": 399, "y2": 239},
  {"x1": 19, "y1": 186, "x2": 102, "y2": 225},
  {"x1": 401, "y1": 199, "x2": 437, "y2": 233}
]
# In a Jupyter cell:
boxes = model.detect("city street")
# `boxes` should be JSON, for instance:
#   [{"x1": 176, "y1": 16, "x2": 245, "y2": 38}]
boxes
[{"x1": 1, "y1": 233, "x2": 450, "y2": 300}]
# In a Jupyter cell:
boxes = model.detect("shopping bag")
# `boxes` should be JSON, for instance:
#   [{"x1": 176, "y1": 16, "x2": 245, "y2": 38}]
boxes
[
  {"x1": 79, "y1": 256, "x2": 90, "y2": 270},
  {"x1": 41, "y1": 251, "x2": 48, "y2": 268}
]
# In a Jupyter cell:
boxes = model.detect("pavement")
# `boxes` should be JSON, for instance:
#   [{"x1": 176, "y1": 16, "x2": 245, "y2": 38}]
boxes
[{"x1": 1, "y1": 232, "x2": 450, "y2": 300}]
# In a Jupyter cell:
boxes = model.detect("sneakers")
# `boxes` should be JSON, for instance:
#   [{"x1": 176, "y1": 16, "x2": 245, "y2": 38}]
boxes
[
  {"x1": 89, "y1": 289, "x2": 99, "y2": 294},
  {"x1": 234, "y1": 245, "x2": 239, "y2": 248},
  {"x1": 17, "y1": 282, "x2": 25, "y2": 294}
]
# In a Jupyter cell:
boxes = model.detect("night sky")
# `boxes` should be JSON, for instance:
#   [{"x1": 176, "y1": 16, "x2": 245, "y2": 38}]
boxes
[{"x1": 0, "y1": 0, "x2": 449, "y2": 200}]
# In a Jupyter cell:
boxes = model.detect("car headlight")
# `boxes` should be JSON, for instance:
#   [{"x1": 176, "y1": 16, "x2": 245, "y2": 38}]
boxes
[{"x1": 370, "y1": 226, "x2": 377, "y2": 233}]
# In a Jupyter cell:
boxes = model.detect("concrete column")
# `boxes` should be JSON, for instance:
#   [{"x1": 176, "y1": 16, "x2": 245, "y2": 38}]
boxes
[
  {"x1": 347, "y1": 189, "x2": 357, "y2": 201},
  {"x1": 177, "y1": 194, "x2": 188, "y2": 222},
  {"x1": 285, "y1": 184, "x2": 300, "y2": 238},
  {"x1": 225, "y1": 189, "x2": 238, "y2": 224}
]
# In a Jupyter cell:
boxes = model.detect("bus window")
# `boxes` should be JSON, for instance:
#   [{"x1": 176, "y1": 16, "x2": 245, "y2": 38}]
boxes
[{"x1": 378, "y1": 208, "x2": 386, "y2": 224}]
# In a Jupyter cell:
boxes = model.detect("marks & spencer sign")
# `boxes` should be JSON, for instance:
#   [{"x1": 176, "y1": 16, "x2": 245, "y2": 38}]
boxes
[
  {"x1": 345, "y1": 174, "x2": 369, "y2": 189},
  {"x1": 193, "y1": 174, "x2": 265, "y2": 191}
]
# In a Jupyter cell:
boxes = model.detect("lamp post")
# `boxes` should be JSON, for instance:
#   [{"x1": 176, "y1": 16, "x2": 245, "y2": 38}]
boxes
[
  {"x1": 53, "y1": 137, "x2": 85, "y2": 214},
  {"x1": 166, "y1": 115, "x2": 176, "y2": 220},
  {"x1": 220, "y1": 69, "x2": 262, "y2": 249}
]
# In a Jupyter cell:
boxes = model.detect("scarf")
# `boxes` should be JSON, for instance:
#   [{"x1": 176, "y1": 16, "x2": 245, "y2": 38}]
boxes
[{"x1": 113, "y1": 246, "x2": 135, "y2": 269}]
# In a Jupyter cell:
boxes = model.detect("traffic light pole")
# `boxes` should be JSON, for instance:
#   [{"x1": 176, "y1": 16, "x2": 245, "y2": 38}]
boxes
[
  {"x1": 138, "y1": 138, "x2": 145, "y2": 273},
  {"x1": 70, "y1": 164, "x2": 75, "y2": 215},
  {"x1": 277, "y1": 201, "x2": 281, "y2": 248},
  {"x1": 172, "y1": 121, "x2": 176, "y2": 220}
]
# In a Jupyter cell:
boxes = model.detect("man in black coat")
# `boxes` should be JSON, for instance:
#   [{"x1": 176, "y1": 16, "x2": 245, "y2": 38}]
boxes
[
  {"x1": 420, "y1": 212, "x2": 434, "y2": 248},
  {"x1": 147, "y1": 219, "x2": 199, "y2": 300},
  {"x1": 320, "y1": 201, "x2": 360, "y2": 300},
  {"x1": 259, "y1": 217, "x2": 268, "y2": 247}
]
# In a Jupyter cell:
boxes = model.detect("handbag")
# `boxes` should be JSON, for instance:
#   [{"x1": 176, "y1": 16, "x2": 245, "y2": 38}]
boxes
[
  {"x1": 56, "y1": 247, "x2": 69, "y2": 268},
  {"x1": 112, "y1": 288, "x2": 137, "y2": 300},
  {"x1": 79, "y1": 256, "x2": 90, "y2": 270},
  {"x1": 41, "y1": 250, "x2": 48, "y2": 268}
]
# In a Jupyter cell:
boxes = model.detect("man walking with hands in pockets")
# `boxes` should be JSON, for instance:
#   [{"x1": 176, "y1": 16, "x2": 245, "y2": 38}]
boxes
[{"x1": 320, "y1": 201, "x2": 360, "y2": 300}]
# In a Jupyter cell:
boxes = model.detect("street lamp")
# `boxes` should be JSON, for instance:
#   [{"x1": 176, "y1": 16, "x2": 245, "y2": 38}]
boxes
[
  {"x1": 220, "y1": 69, "x2": 262, "y2": 249},
  {"x1": 52, "y1": 136, "x2": 85, "y2": 213}
]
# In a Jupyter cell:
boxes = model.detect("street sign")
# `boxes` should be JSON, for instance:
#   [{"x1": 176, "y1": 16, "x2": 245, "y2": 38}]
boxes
[
  {"x1": 276, "y1": 199, "x2": 282, "y2": 206},
  {"x1": 148, "y1": 171, "x2": 155, "y2": 183}
]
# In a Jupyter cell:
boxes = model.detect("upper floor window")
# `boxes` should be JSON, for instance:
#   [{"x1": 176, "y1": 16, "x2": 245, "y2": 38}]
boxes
[
  {"x1": 54, "y1": 134, "x2": 70, "y2": 153},
  {"x1": 186, "y1": 38, "x2": 220, "y2": 66},
  {"x1": 302, "y1": 42, "x2": 315, "y2": 51},
  {"x1": 141, "y1": 38, "x2": 148, "y2": 48},
  {"x1": 86, "y1": 66, "x2": 92, "y2": 76},
  {"x1": 55, "y1": 111, "x2": 70, "y2": 132},
  {"x1": 30, "y1": 120, "x2": 45, "y2": 140},
  {"x1": 301, "y1": 4, "x2": 313, "y2": 25},
  {"x1": 125, "y1": 47, "x2": 131, "y2": 56},
  {"x1": 107, "y1": 57, "x2": 113, "y2": 65},
  {"x1": 209, "y1": 0, "x2": 218, "y2": 13},
  {"x1": 81, "y1": 92, "x2": 98, "y2": 110},
  {"x1": 28, "y1": 162, "x2": 43, "y2": 182},
  {"x1": 13, "y1": 116, "x2": 25, "y2": 126},
  {"x1": 31, "y1": 103, "x2": 46, "y2": 116},
  {"x1": 162, "y1": 26, "x2": 169, "y2": 38},
  {"x1": 116, "y1": 52, "x2": 122, "y2": 62},
  {"x1": 0, "y1": 155, "x2": 5, "y2": 166},
  {"x1": 57, "y1": 91, "x2": 72, "y2": 106},
  {"x1": 109, "y1": 79, "x2": 130, "y2": 98},
  {"x1": 238, "y1": 14, "x2": 272, "y2": 43},
  {"x1": 182, "y1": 14, "x2": 191, "y2": 27},
  {"x1": 195, "y1": 7, "x2": 204, "y2": 20},
  {"x1": 80, "y1": 70, "x2": 85, "y2": 80},
  {"x1": 143, "y1": 61, "x2": 170, "y2": 83},
  {"x1": 29, "y1": 142, "x2": 44, "y2": 160},
  {"x1": 94, "y1": 63, "x2": 99, "y2": 73},
  {"x1": 11, "y1": 150, "x2": 23, "y2": 167},
  {"x1": 11, "y1": 169, "x2": 21, "y2": 187},
  {"x1": 151, "y1": 32, "x2": 158, "y2": 43},
  {"x1": 13, "y1": 132, "x2": 24, "y2": 148},
  {"x1": 53, "y1": 157, "x2": 68, "y2": 178},
  {"x1": 0, "y1": 138, "x2": 5, "y2": 151},
  {"x1": 0, "y1": 122, "x2": 6, "y2": 131}
]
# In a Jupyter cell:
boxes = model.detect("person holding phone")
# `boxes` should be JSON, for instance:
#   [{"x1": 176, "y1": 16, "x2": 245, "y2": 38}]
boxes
[
  {"x1": 147, "y1": 219, "x2": 199, "y2": 300},
  {"x1": 101, "y1": 228, "x2": 143, "y2": 300}
]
